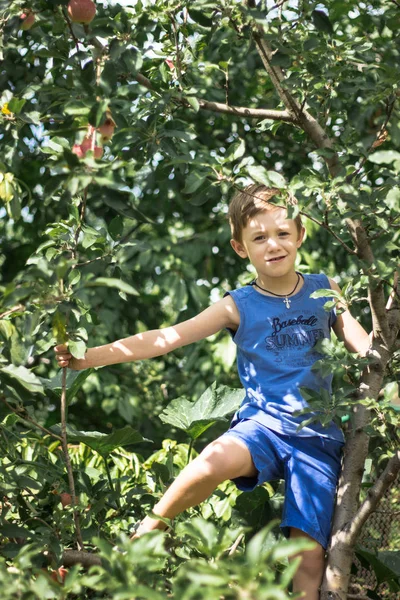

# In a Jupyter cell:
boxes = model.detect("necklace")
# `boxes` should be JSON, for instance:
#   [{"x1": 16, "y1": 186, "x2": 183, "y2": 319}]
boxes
[{"x1": 251, "y1": 273, "x2": 302, "y2": 309}]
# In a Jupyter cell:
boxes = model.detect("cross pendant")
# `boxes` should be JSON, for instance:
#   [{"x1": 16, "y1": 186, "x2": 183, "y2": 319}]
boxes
[{"x1": 283, "y1": 297, "x2": 291, "y2": 309}]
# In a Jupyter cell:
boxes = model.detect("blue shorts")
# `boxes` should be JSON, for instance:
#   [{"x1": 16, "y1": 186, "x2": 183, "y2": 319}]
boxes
[{"x1": 221, "y1": 417, "x2": 344, "y2": 550}]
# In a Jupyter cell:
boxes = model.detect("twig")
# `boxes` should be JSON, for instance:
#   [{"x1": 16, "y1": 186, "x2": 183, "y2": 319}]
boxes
[
  {"x1": 0, "y1": 304, "x2": 25, "y2": 319},
  {"x1": 168, "y1": 12, "x2": 183, "y2": 90},
  {"x1": 346, "y1": 97, "x2": 397, "y2": 184},
  {"x1": 73, "y1": 224, "x2": 141, "y2": 268},
  {"x1": 72, "y1": 187, "x2": 88, "y2": 260},
  {"x1": 228, "y1": 533, "x2": 244, "y2": 556},
  {"x1": 299, "y1": 211, "x2": 357, "y2": 255},
  {"x1": 61, "y1": 7, "x2": 80, "y2": 57},
  {"x1": 60, "y1": 368, "x2": 84, "y2": 551},
  {"x1": 0, "y1": 396, "x2": 62, "y2": 441}
]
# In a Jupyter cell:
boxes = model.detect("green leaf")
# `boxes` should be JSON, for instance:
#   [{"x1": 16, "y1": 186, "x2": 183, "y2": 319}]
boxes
[
  {"x1": 186, "y1": 97, "x2": 200, "y2": 113},
  {"x1": 63, "y1": 101, "x2": 91, "y2": 116},
  {"x1": 310, "y1": 288, "x2": 341, "y2": 299},
  {"x1": 159, "y1": 382, "x2": 244, "y2": 440},
  {"x1": 247, "y1": 165, "x2": 271, "y2": 186},
  {"x1": 183, "y1": 171, "x2": 208, "y2": 194},
  {"x1": 68, "y1": 339, "x2": 86, "y2": 359},
  {"x1": 224, "y1": 139, "x2": 245, "y2": 163},
  {"x1": 0, "y1": 524, "x2": 31, "y2": 539},
  {"x1": 355, "y1": 547, "x2": 400, "y2": 585},
  {"x1": 49, "y1": 424, "x2": 151, "y2": 457},
  {"x1": 39, "y1": 369, "x2": 94, "y2": 406},
  {"x1": 88, "y1": 99, "x2": 110, "y2": 128},
  {"x1": 270, "y1": 52, "x2": 292, "y2": 68},
  {"x1": 267, "y1": 171, "x2": 286, "y2": 188},
  {"x1": 121, "y1": 47, "x2": 143, "y2": 72},
  {"x1": 368, "y1": 151, "x2": 400, "y2": 164},
  {"x1": 8, "y1": 98, "x2": 26, "y2": 115},
  {"x1": 188, "y1": 9, "x2": 213, "y2": 28},
  {"x1": 312, "y1": 10, "x2": 334, "y2": 34},
  {"x1": 85, "y1": 277, "x2": 139, "y2": 296},
  {"x1": 108, "y1": 215, "x2": 124, "y2": 240},
  {"x1": 0, "y1": 364, "x2": 45, "y2": 395}
]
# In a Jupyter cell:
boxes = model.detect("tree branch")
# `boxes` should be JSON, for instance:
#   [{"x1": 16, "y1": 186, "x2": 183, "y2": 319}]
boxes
[
  {"x1": 133, "y1": 73, "x2": 297, "y2": 122},
  {"x1": 197, "y1": 100, "x2": 296, "y2": 122},
  {"x1": 250, "y1": 26, "x2": 341, "y2": 175},
  {"x1": 0, "y1": 304, "x2": 25, "y2": 319},
  {"x1": 60, "y1": 367, "x2": 84, "y2": 551},
  {"x1": 61, "y1": 550, "x2": 101, "y2": 567},
  {"x1": 0, "y1": 396, "x2": 62, "y2": 441},
  {"x1": 299, "y1": 211, "x2": 357, "y2": 255},
  {"x1": 386, "y1": 270, "x2": 400, "y2": 345}
]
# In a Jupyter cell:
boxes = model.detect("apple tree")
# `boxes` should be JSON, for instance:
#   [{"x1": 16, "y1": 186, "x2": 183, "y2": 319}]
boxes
[{"x1": 0, "y1": 0, "x2": 399, "y2": 598}]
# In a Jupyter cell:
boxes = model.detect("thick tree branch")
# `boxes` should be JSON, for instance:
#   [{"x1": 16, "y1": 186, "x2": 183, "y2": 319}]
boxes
[
  {"x1": 61, "y1": 550, "x2": 101, "y2": 567},
  {"x1": 250, "y1": 27, "x2": 341, "y2": 176},
  {"x1": 196, "y1": 100, "x2": 296, "y2": 122},
  {"x1": 346, "y1": 220, "x2": 391, "y2": 345},
  {"x1": 132, "y1": 74, "x2": 296, "y2": 122},
  {"x1": 387, "y1": 271, "x2": 400, "y2": 344}
]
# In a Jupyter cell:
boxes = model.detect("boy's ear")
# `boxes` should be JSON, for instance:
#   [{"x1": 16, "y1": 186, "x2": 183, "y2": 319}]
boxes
[
  {"x1": 296, "y1": 226, "x2": 306, "y2": 248},
  {"x1": 230, "y1": 238, "x2": 248, "y2": 258}
]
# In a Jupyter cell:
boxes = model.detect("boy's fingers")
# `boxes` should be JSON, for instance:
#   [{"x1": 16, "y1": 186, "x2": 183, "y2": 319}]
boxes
[{"x1": 55, "y1": 344, "x2": 68, "y2": 352}]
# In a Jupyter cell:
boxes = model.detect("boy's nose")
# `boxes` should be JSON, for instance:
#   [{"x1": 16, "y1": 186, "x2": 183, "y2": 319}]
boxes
[{"x1": 265, "y1": 238, "x2": 280, "y2": 250}]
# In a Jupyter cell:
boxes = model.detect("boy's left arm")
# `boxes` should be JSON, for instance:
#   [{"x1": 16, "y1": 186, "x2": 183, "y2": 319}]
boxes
[{"x1": 328, "y1": 278, "x2": 371, "y2": 357}]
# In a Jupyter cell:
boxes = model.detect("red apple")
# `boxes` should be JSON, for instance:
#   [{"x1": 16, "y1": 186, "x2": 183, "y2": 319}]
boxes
[
  {"x1": 20, "y1": 10, "x2": 35, "y2": 30},
  {"x1": 72, "y1": 143, "x2": 85, "y2": 158},
  {"x1": 50, "y1": 567, "x2": 68, "y2": 583},
  {"x1": 98, "y1": 118, "x2": 115, "y2": 142},
  {"x1": 67, "y1": 0, "x2": 96, "y2": 24},
  {"x1": 93, "y1": 146, "x2": 103, "y2": 159},
  {"x1": 72, "y1": 142, "x2": 103, "y2": 159},
  {"x1": 59, "y1": 492, "x2": 72, "y2": 508}
]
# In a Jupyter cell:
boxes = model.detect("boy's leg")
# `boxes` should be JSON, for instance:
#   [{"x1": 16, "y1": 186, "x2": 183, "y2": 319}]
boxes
[
  {"x1": 289, "y1": 527, "x2": 325, "y2": 600},
  {"x1": 132, "y1": 436, "x2": 257, "y2": 536}
]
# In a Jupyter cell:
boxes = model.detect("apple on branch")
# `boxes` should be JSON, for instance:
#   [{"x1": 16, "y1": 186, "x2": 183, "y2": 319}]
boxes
[
  {"x1": 20, "y1": 10, "x2": 35, "y2": 30},
  {"x1": 67, "y1": 0, "x2": 96, "y2": 24}
]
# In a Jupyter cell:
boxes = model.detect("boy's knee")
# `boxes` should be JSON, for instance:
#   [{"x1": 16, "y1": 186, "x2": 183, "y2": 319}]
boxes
[
  {"x1": 289, "y1": 529, "x2": 326, "y2": 577},
  {"x1": 197, "y1": 437, "x2": 256, "y2": 480},
  {"x1": 198, "y1": 440, "x2": 229, "y2": 475},
  {"x1": 297, "y1": 547, "x2": 325, "y2": 578}
]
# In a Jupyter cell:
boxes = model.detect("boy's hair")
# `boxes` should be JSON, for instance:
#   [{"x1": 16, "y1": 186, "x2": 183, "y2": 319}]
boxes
[{"x1": 228, "y1": 183, "x2": 303, "y2": 242}]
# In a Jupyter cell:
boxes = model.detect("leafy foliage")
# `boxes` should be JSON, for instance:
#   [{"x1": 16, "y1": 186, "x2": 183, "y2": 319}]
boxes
[{"x1": 0, "y1": 0, "x2": 399, "y2": 597}]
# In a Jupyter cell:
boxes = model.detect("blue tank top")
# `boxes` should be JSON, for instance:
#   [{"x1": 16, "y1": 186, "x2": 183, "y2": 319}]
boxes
[{"x1": 225, "y1": 273, "x2": 344, "y2": 443}]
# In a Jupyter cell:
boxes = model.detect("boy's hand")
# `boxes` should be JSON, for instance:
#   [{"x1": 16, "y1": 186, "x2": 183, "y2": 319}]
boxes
[{"x1": 54, "y1": 344, "x2": 84, "y2": 370}]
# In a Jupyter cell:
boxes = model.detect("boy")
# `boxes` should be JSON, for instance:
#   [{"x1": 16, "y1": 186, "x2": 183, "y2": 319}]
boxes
[{"x1": 55, "y1": 184, "x2": 370, "y2": 600}]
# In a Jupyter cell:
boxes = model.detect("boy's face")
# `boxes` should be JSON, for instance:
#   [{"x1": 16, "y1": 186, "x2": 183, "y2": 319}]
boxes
[{"x1": 230, "y1": 207, "x2": 305, "y2": 280}]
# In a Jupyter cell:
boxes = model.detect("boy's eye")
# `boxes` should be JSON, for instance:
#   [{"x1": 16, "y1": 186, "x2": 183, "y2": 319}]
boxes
[
  {"x1": 254, "y1": 235, "x2": 265, "y2": 241},
  {"x1": 278, "y1": 232, "x2": 289, "y2": 237}
]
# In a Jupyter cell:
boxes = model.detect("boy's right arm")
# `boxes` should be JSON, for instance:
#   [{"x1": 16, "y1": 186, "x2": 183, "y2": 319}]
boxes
[{"x1": 54, "y1": 295, "x2": 240, "y2": 370}]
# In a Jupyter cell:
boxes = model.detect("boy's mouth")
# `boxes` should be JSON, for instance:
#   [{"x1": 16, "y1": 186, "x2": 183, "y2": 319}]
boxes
[{"x1": 267, "y1": 255, "x2": 286, "y2": 263}]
